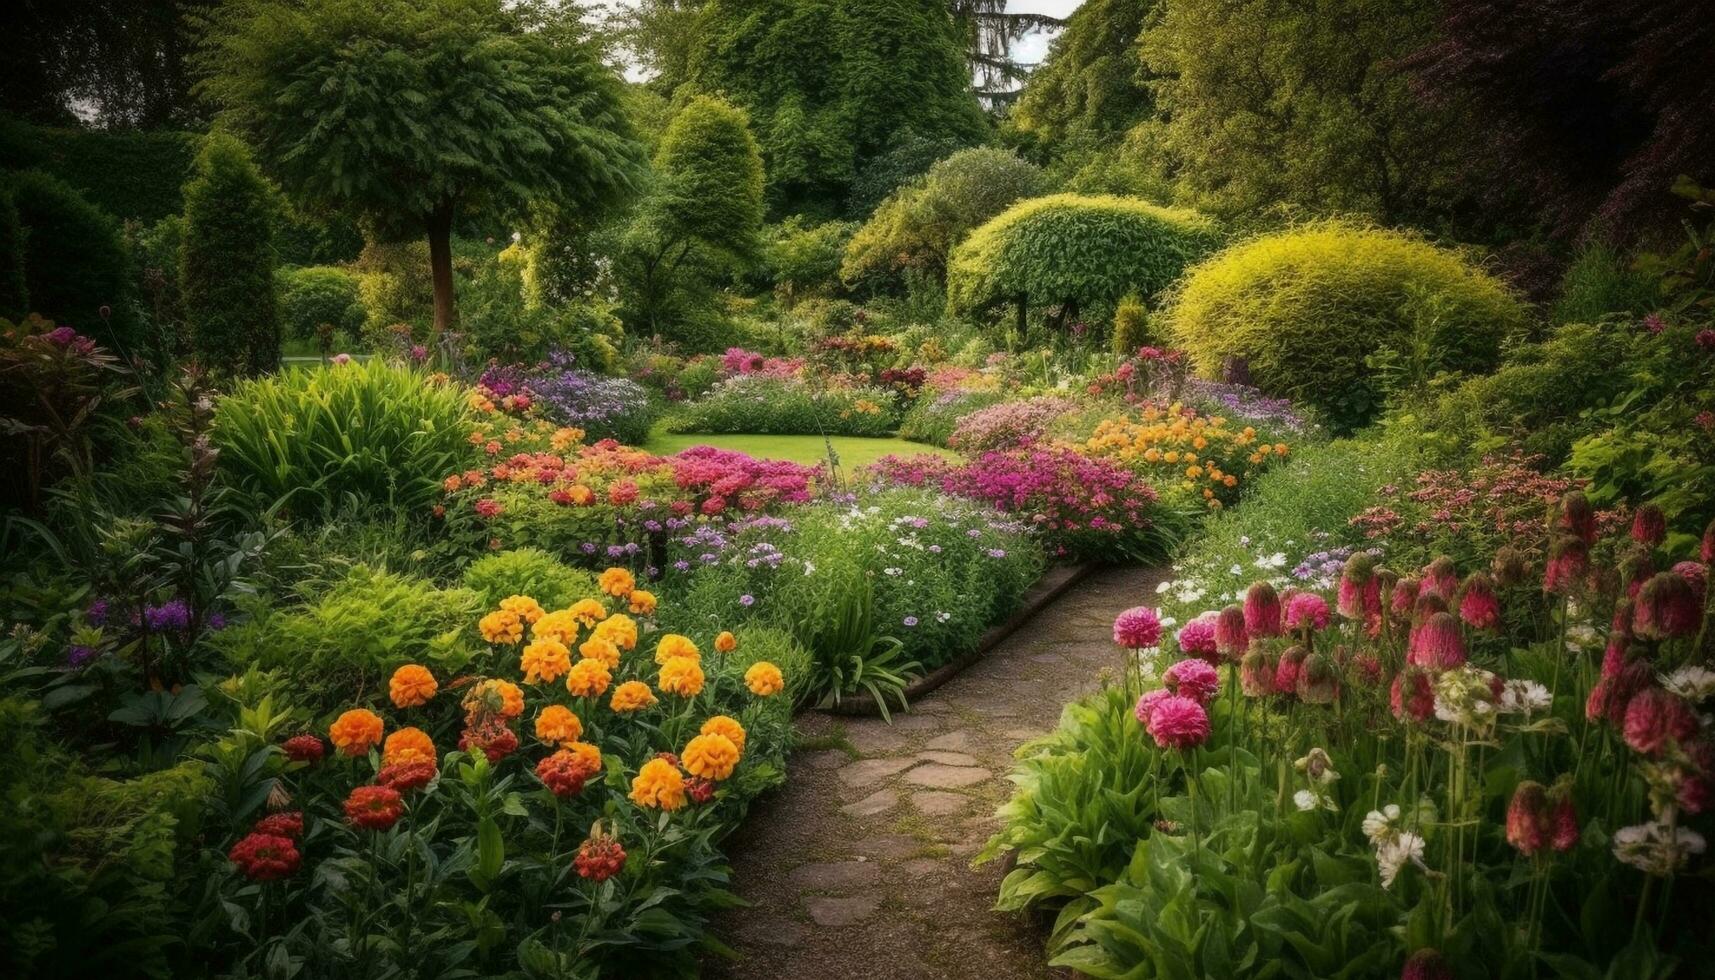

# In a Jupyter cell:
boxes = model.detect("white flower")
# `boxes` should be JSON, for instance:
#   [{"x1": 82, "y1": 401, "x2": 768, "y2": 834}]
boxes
[
  {"x1": 1499, "y1": 679, "x2": 1552, "y2": 715},
  {"x1": 1228, "y1": 564, "x2": 1244, "y2": 577},
  {"x1": 1362, "y1": 805, "x2": 1401, "y2": 845},
  {"x1": 1376, "y1": 832, "x2": 1425, "y2": 889},
  {"x1": 1156, "y1": 580, "x2": 1173, "y2": 595},
  {"x1": 1293, "y1": 790, "x2": 1318, "y2": 812},
  {"x1": 1662, "y1": 666, "x2": 1715, "y2": 703},
  {"x1": 1613, "y1": 822, "x2": 1707, "y2": 875}
]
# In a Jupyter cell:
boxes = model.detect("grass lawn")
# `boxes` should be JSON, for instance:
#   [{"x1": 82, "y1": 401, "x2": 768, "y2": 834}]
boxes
[{"x1": 643, "y1": 426, "x2": 959, "y2": 468}]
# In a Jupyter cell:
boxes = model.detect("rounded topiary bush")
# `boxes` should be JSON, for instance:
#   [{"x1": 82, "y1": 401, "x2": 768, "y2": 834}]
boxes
[
  {"x1": 278, "y1": 265, "x2": 365, "y2": 343},
  {"x1": 945, "y1": 193, "x2": 1218, "y2": 318},
  {"x1": 1164, "y1": 222, "x2": 1529, "y2": 432}
]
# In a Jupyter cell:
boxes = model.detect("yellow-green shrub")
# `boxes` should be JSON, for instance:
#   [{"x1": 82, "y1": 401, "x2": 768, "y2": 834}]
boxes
[
  {"x1": 945, "y1": 194, "x2": 1218, "y2": 318},
  {"x1": 1164, "y1": 221, "x2": 1527, "y2": 431}
]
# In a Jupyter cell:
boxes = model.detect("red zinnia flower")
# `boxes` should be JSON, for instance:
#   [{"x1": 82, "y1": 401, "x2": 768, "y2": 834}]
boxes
[
  {"x1": 229, "y1": 832, "x2": 301, "y2": 881},
  {"x1": 1390, "y1": 577, "x2": 1421, "y2": 619},
  {"x1": 1391, "y1": 669, "x2": 1435, "y2": 722},
  {"x1": 283, "y1": 734, "x2": 325, "y2": 763},
  {"x1": 1543, "y1": 536, "x2": 1588, "y2": 595},
  {"x1": 378, "y1": 759, "x2": 438, "y2": 793},
  {"x1": 574, "y1": 828, "x2": 627, "y2": 882},
  {"x1": 344, "y1": 785, "x2": 405, "y2": 831},
  {"x1": 1421, "y1": 556, "x2": 1458, "y2": 602},
  {"x1": 1338, "y1": 553, "x2": 1380, "y2": 621},
  {"x1": 252, "y1": 811, "x2": 304, "y2": 839},
  {"x1": 1273, "y1": 645, "x2": 1307, "y2": 697}
]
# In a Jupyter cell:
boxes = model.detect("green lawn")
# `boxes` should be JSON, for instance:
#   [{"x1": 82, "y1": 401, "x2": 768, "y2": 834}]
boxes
[{"x1": 643, "y1": 426, "x2": 958, "y2": 468}]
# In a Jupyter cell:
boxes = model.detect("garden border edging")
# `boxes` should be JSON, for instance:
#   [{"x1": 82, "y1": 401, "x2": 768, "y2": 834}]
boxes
[{"x1": 819, "y1": 562, "x2": 1098, "y2": 717}]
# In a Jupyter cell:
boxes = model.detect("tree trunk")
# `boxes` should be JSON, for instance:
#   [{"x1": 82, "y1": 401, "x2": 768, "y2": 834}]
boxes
[{"x1": 427, "y1": 202, "x2": 457, "y2": 338}]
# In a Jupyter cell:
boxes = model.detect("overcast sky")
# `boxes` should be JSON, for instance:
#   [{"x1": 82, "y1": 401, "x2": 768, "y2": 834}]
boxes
[{"x1": 1010, "y1": 0, "x2": 1082, "y2": 66}]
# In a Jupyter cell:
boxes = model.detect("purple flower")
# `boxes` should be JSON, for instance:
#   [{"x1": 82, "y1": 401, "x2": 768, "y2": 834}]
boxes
[
  {"x1": 739, "y1": 594, "x2": 755, "y2": 607},
  {"x1": 903, "y1": 616, "x2": 918, "y2": 627},
  {"x1": 66, "y1": 645, "x2": 98, "y2": 669}
]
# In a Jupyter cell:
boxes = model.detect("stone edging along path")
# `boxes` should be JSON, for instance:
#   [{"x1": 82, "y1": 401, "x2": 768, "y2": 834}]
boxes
[
  {"x1": 706, "y1": 564, "x2": 1170, "y2": 980},
  {"x1": 822, "y1": 563, "x2": 1098, "y2": 717}
]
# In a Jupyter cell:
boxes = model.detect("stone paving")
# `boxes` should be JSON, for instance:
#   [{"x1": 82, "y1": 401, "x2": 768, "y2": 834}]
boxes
[{"x1": 705, "y1": 565, "x2": 1168, "y2": 979}]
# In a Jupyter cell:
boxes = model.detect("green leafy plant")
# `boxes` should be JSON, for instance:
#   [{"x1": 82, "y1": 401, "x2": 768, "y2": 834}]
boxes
[{"x1": 803, "y1": 574, "x2": 919, "y2": 719}]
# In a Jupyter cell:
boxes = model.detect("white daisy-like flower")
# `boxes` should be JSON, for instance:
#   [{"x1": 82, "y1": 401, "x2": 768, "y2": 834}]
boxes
[
  {"x1": 1228, "y1": 564, "x2": 1244, "y2": 577},
  {"x1": 1362, "y1": 805, "x2": 1401, "y2": 845},
  {"x1": 1499, "y1": 679, "x2": 1552, "y2": 714},
  {"x1": 1613, "y1": 822, "x2": 1706, "y2": 875},
  {"x1": 1662, "y1": 666, "x2": 1715, "y2": 702},
  {"x1": 1156, "y1": 580, "x2": 1174, "y2": 594},
  {"x1": 1293, "y1": 789, "x2": 1318, "y2": 812},
  {"x1": 1376, "y1": 832, "x2": 1426, "y2": 889}
]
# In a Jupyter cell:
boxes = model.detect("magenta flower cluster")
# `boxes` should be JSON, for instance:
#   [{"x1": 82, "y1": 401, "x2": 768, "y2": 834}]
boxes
[{"x1": 946, "y1": 396, "x2": 1079, "y2": 452}]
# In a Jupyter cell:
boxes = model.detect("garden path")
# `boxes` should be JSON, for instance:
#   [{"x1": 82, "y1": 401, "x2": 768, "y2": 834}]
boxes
[{"x1": 706, "y1": 564, "x2": 1169, "y2": 979}]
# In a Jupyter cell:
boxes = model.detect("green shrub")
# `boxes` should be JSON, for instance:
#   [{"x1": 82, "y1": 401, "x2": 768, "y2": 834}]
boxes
[
  {"x1": 354, "y1": 239, "x2": 434, "y2": 336},
  {"x1": 726, "y1": 624, "x2": 815, "y2": 704},
  {"x1": 0, "y1": 192, "x2": 24, "y2": 319},
  {"x1": 0, "y1": 124, "x2": 199, "y2": 223},
  {"x1": 946, "y1": 193, "x2": 1219, "y2": 319},
  {"x1": 211, "y1": 565, "x2": 480, "y2": 710},
  {"x1": 128, "y1": 216, "x2": 186, "y2": 352},
  {"x1": 4, "y1": 170, "x2": 138, "y2": 351},
  {"x1": 180, "y1": 134, "x2": 281, "y2": 375},
  {"x1": 277, "y1": 265, "x2": 364, "y2": 344},
  {"x1": 667, "y1": 375, "x2": 899, "y2": 436},
  {"x1": 212, "y1": 360, "x2": 477, "y2": 519},
  {"x1": 897, "y1": 387, "x2": 1010, "y2": 446},
  {"x1": 1165, "y1": 221, "x2": 1529, "y2": 432},
  {"x1": 1551, "y1": 242, "x2": 1659, "y2": 325},
  {"x1": 1111, "y1": 291, "x2": 1150, "y2": 354},
  {"x1": 461, "y1": 548, "x2": 599, "y2": 611},
  {"x1": 764, "y1": 217, "x2": 857, "y2": 305}
]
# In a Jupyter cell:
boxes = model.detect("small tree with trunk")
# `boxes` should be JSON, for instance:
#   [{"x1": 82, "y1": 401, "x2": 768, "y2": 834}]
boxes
[{"x1": 197, "y1": 0, "x2": 643, "y2": 337}]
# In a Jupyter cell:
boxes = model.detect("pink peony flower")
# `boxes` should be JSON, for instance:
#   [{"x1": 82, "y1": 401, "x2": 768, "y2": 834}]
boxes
[
  {"x1": 1506, "y1": 781, "x2": 1550, "y2": 856},
  {"x1": 1238, "y1": 648, "x2": 1273, "y2": 697},
  {"x1": 1145, "y1": 695, "x2": 1210, "y2": 750},
  {"x1": 1632, "y1": 572, "x2": 1701, "y2": 640},
  {"x1": 1175, "y1": 613, "x2": 1220, "y2": 663},
  {"x1": 1296, "y1": 652, "x2": 1338, "y2": 704},
  {"x1": 1671, "y1": 561, "x2": 1708, "y2": 607},
  {"x1": 1406, "y1": 612, "x2": 1466, "y2": 670},
  {"x1": 1631, "y1": 504, "x2": 1667, "y2": 547},
  {"x1": 1134, "y1": 688, "x2": 1173, "y2": 725},
  {"x1": 1457, "y1": 573, "x2": 1501, "y2": 632},
  {"x1": 1214, "y1": 605, "x2": 1248, "y2": 661},
  {"x1": 1283, "y1": 592, "x2": 1330, "y2": 632},
  {"x1": 1549, "y1": 792, "x2": 1579, "y2": 851},
  {"x1": 1163, "y1": 658, "x2": 1220, "y2": 703},
  {"x1": 1390, "y1": 577, "x2": 1421, "y2": 619},
  {"x1": 1623, "y1": 687, "x2": 1699, "y2": 756},
  {"x1": 1273, "y1": 646, "x2": 1307, "y2": 696},
  {"x1": 1542, "y1": 535, "x2": 1588, "y2": 595},
  {"x1": 1391, "y1": 669, "x2": 1435, "y2": 722},
  {"x1": 1113, "y1": 606, "x2": 1163, "y2": 649},
  {"x1": 1244, "y1": 582, "x2": 1283, "y2": 638},
  {"x1": 1421, "y1": 556, "x2": 1459, "y2": 602}
]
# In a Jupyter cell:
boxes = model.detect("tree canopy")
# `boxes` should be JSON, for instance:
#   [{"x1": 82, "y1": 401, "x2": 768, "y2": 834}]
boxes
[
  {"x1": 687, "y1": 0, "x2": 988, "y2": 215},
  {"x1": 196, "y1": 0, "x2": 644, "y2": 334},
  {"x1": 1006, "y1": 0, "x2": 1159, "y2": 157}
]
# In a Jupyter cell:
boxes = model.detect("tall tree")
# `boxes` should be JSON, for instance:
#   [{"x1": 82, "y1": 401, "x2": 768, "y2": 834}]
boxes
[
  {"x1": 605, "y1": 0, "x2": 705, "y2": 96},
  {"x1": 1007, "y1": 0, "x2": 1159, "y2": 154},
  {"x1": 1405, "y1": 0, "x2": 1715, "y2": 241},
  {"x1": 688, "y1": 0, "x2": 988, "y2": 215},
  {"x1": 618, "y1": 95, "x2": 766, "y2": 339},
  {"x1": 180, "y1": 134, "x2": 279, "y2": 375},
  {"x1": 948, "y1": 1, "x2": 1064, "y2": 109},
  {"x1": 197, "y1": 0, "x2": 644, "y2": 336}
]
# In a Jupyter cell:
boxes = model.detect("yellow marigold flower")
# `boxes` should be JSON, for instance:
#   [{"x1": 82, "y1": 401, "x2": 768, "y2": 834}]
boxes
[
  {"x1": 565, "y1": 484, "x2": 595, "y2": 505},
  {"x1": 658, "y1": 656, "x2": 705, "y2": 697},
  {"x1": 700, "y1": 714, "x2": 748, "y2": 754},
  {"x1": 610, "y1": 680, "x2": 658, "y2": 712},
  {"x1": 568, "y1": 598, "x2": 606, "y2": 627},
  {"x1": 443, "y1": 474, "x2": 463, "y2": 493},
  {"x1": 578, "y1": 636, "x2": 620, "y2": 669},
  {"x1": 1274, "y1": 443, "x2": 1289, "y2": 455},
  {"x1": 479, "y1": 609, "x2": 524, "y2": 645},
  {"x1": 500, "y1": 594, "x2": 545, "y2": 624},
  {"x1": 1223, "y1": 474, "x2": 1238, "y2": 487},
  {"x1": 595, "y1": 614, "x2": 638, "y2": 651},
  {"x1": 549, "y1": 427, "x2": 583, "y2": 452},
  {"x1": 682, "y1": 733, "x2": 740, "y2": 781},
  {"x1": 744, "y1": 661, "x2": 785, "y2": 697},
  {"x1": 714, "y1": 631, "x2": 738, "y2": 654},
  {"x1": 389, "y1": 664, "x2": 438, "y2": 708},
  {"x1": 566, "y1": 658, "x2": 613, "y2": 698},
  {"x1": 629, "y1": 758, "x2": 685, "y2": 810},
  {"x1": 627, "y1": 589, "x2": 658, "y2": 615},
  {"x1": 532, "y1": 609, "x2": 580, "y2": 644},
  {"x1": 655, "y1": 633, "x2": 700, "y2": 665},
  {"x1": 598, "y1": 567, "x2": 636, "y2": 598},
  {"x1": 1185, "y1": 465, "x2": 1203, "y2": 479},
  {"x1": 520, "y1": 637, "x2": 572, "y2": 684},
  {"x1": 383, "y1": 726, "x2": 435, "y2": 766},
  {"x1": 329, "y1": 708, "x2": 384, "y2": 757},
  {"x1": 534, "y1": 704, "x2": 583, "y2": 746},
  {"x1": 485, "y1": 679, "x2": 525, "y2": 719}
]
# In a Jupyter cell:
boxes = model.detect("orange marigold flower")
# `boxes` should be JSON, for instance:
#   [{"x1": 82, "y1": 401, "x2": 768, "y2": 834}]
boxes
[
  {"x1": 610, "y1": 680, "x2": 657, "y2": 712},
  {"x1": 700, "y1": 714, "x2": 748, "y2": 754},
  {"x1": 459, "y1": 718, "x2": 520, "y2": 762},
  {"x1": 654, "y1": 633, "x2": 700, "y2": 665},
  {"x1": 383, "y1": 726, "x2": 436, "y2": 766},
  {"x1": 714, "y1": 631, "x2": 738, "y2": 654},
  {"x1": 595, "y1": 614, "x2": 637, "y2": 651},
  {"x1": 682, "y1": 732, "x2": 740, "y2": 781},
  {"x1": 628, "y1": 757, "x2": 686, "y2": 810},
  {"x1": 389, "y1": 664, "x2": 438, "y2": 708},
  {"x1": 574, "y1": 823, "x2": 626, "y2": 880},
  {"x1": 479, "y1": 609, "x2": 524, "y2": 644},
  {"x1": 377, "y1": 759, "x2": 437, "y2": 793},
  {"x1": 658, "y1": 656, "x2": 705, "y2": 697},
  {"x1": 532, "y1": 610, "x2": 580, "y2": 644},
  {"x1": 744, "y1": 661, "x2": 785, "y2": 697},
  {"x1": 578, "y1": 636, "x2": 620, "y2": 669},
  {"x1": 500, "y1": 594, "x2": 546, "y2": 624},
  {"x1": 534, "y1": 704, "x2": 583, "y2": 746},
  {"x1": 568, "y1": 598, "x2": 607, "y2": 627},
  {"x1": 566, "y1": 658, "x2": 613, "y2": 698},
  {"x1": 329, "y1": 708, "x2": 384, "y2": 757},
  {"x1": 537, "y1": 748, "x2": 595, "y2": 798},
  {"x1": 491, "y1": 679, "x2": 525, "y2": 718},
  {"x1": 521, "y1": 637, "x2": 572, "y2": 684},
  {"x1": 599, "y1": 567, "x2": 636, "y2": 598},
  {"x1": 628, "y1": 589, "x2": 658, "y2": 615},
  {"x1": 344, "y1": 785, "x2": 405, "y2": 830}
]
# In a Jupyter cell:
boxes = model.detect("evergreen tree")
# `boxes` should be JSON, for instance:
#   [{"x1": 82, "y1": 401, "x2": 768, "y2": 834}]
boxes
[
  {"x1": 179, "y1": 134, "x2": 280, "y2": 375},
  {"x1": 0, "y1": 193, "x2": 26, "y2": 320},
  {"x1": 198, "y1": 0, "x2": 643, "y2": 336},
  {"x1": 1007, "y1": 0, "x2": 1159, "y2": 155}
]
